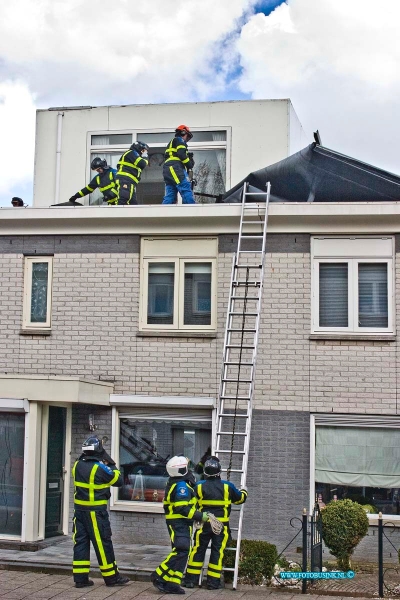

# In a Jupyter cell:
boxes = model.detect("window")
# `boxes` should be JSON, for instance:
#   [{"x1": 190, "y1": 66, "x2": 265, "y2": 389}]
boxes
[
  {"x1": 109, "y1": 397, "x2": 215, "y2": 511},
  {"x1": 0, "y1": 413, "x2": 25, "y2": 536},
  {"x1": 23, "y1": 257, "x2": 53, "y2": 329},
  {"x1": 312, "y1": 415, "x2": 400, "y2": 518},
  {"x1": 312, "y1": 237, "x2": 394, "y2": 334},
  {"x1": 87, "y1": 128, "x2": 230, "y2": 205},
  {"x1": 140, "y1": 238, "x2": 217, "y2": 332}
]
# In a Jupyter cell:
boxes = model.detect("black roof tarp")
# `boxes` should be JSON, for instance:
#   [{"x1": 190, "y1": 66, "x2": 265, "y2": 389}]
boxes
[{"x1": 221, "y1": 143, "x2": 400, "y2": 203}]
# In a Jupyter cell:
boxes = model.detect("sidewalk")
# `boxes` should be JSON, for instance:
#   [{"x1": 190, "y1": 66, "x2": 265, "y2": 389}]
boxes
[
  {"x1": 0, "y1": 570, "x2": 384, "y2": 600},
  {"x1": 0, "y1": 537, "x2": 386, "y2": 598}
]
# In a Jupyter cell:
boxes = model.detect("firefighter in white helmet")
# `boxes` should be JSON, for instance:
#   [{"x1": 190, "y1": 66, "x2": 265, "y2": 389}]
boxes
[{"x1": 151, "y1": 455, "x2": 209, "y2": 595}]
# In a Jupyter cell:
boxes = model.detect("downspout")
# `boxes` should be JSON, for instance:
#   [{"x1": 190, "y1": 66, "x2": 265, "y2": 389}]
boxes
[{"x1": 54, "y1": 111, "x2": 64, "y2": 204}]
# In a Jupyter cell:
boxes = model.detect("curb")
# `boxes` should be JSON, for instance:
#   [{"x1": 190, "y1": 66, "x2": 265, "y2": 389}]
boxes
[{"x1": 0, "y1": 560, "x2": 152, "y2": 581}]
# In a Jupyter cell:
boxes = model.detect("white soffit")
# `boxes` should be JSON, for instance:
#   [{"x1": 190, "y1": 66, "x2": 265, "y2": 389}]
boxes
[
  {"x1": 2, "y1": 202, "x2": 400, "y2": 235},
  {"x1": 110, "y1": 395, "x2": 216, "y2": 409},
  {"x1": 0, "y1": 375, "x2": 113, "y2": 405}
]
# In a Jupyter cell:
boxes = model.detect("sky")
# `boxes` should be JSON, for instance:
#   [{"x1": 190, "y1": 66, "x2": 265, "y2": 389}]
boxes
[{"x1": 1, "y1": 0, "x2": 400, "y2": 206}]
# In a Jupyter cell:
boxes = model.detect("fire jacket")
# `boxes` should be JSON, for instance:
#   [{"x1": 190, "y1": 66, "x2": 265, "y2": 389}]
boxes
[
  {"x1": 72, "y1": 455, "x2": 123, "y2": 511},
  {"x1": 194, "y1": 478, "x2": 247, "y2": 522},
  {"x1": 77, "y1": 168, "x2": 117, "y2": 200},
  {"x1": 116, "y1": 150, "x2": 148, "y2": 184},
  {"x1": 164, "y1": 136, "x2": 194, "y2": 171},
  {"x1": 163, "y1": 476, "x2": 204, "y2": 522}
]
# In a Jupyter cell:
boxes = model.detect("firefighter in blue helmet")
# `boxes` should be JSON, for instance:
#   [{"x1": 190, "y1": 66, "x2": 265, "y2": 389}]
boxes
[
  {"x1": 162, "y1": 125, "x2": 196, "y2": 205},
  {"x1": 108, "y1": 141, "x2": 149, "y2": 205},
  {"x1": 151, "y1": 456, "x2": 209, "y2": 595},
  {"x1": 69, "y1": 158, "x2": 117, "y2": 204},
  {"x1": 183, "y1": 456, "x2": 248, "y2": 590},
  {"x1": 72, "y1": 436, "x2": 130, "y2": 588}
]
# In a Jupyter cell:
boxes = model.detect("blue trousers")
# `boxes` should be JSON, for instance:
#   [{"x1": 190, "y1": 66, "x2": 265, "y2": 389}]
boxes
[{"x1": 162, "y1": 175, "x2": 196, "y2": 205}]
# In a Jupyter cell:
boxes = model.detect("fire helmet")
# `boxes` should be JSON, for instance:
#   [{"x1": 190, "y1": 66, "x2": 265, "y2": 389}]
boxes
[
  {"x1": 131, "y1": 141, "x2": 150, "y2": 154},
  {"x1": 91, "y1": 157, "x2": 108, "y2": 170},
  {"x1": 166, "y1": 455, "x2": 189, "y2": 477},
  {"x1": 82, "y1": 436, "x2": 104, "y2": 456},
  {"x1": 203, "y1": 456, "x2": 221, "y2": 478},
  {"x1": 175, "y1": 125, "x2": 193, "y2": 141}
]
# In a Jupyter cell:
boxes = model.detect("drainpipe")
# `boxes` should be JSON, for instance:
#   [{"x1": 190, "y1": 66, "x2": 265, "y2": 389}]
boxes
[{"x1": 54, "y1": 112, "x2": 64, "y2": 204}]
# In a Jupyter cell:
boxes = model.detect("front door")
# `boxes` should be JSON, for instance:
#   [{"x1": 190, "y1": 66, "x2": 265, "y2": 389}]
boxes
[{"x1": 45, "y1": 406, "x2": 66, "y2": 537}]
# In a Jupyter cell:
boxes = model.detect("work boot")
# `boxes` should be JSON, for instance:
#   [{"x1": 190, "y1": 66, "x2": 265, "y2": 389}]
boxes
[
  {"x1": 152, "y1": 576, "x2": 168, "y2": 592},
  {"x1": 163, "y1": 581, "x2": 185, "y2": 594},
  {"x1": 182, "y1": 580, "x2": 195, "y2": 588},
  {"x1": 206, "y1": 577, "x2": 224, "y2": 590},
  {"x1": 75, "y1": 579, "x2": 94, "y2": 588},
  {"x1": 106, "y1": 575, "x2": 130, "y2": 586}
]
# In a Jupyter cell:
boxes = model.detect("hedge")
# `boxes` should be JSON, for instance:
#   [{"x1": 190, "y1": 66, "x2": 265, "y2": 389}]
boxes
[{"x1": 223, "y1": 539, "x2": 278, "y2": 585}]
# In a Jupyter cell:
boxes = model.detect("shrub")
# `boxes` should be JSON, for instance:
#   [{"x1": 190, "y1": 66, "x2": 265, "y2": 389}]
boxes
[
  {"x1": 224, "y1": 539, "x2": 278, "y2": 585},
  {"x1": 321, "y1": 499, "x2": 369, "y2": 571}
]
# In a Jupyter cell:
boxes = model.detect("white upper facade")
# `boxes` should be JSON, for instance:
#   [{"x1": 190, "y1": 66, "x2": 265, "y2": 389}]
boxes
[{"x1": 33, "y1": 99, "x2": 308, "y2": 208}]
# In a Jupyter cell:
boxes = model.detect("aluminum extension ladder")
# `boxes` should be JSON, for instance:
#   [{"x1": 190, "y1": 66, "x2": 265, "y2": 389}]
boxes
[{"x1": 214, "y1": 181, "x2": 271, "y2": 589}]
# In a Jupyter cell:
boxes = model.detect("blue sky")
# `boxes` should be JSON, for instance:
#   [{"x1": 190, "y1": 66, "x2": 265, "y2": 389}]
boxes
[{"x1": 1, "y1": 0, "x2": 400, "y2": 207}]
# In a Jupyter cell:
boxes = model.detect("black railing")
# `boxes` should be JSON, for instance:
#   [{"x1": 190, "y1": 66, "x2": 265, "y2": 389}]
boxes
[{"x1": 378, "y1": 512, "x2": 400, "y2": 597}]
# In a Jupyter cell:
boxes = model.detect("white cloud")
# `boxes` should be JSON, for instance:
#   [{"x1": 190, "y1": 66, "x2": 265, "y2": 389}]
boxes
[
  {"x1": 236, "y1": 0, "x2": 400, "y2": 174},
  {"x1": 0, "y1": 81, "x2": 36, "y2": 205}
]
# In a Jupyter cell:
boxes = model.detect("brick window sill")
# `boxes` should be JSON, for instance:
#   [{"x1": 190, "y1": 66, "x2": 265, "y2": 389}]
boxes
[
  {"x1": 20, "y1": 329, "x2": 52, "y2": 336},
  {"x1": 309, "y1": 334, "x2": 396, "y2": 342},
  {"x1": 137, "y1": 330, "x2": 217, "y2": 338}
]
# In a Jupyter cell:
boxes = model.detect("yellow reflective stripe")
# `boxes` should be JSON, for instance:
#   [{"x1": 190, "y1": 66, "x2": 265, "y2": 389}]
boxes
[
  {"x1": 207, "y1": 570, "x2": 221, "y2": 578},
  {"x1": 169, "y1": 166, "x2": 180, "y2": 184},
  {"x1": 100, "y1": 182, "x2": 115, "y2": 192},
  {"x1": 165, "y1": 514, "x2": 187, "y2": 519},
  {"x1": 87, "y1": 185, "x2": 94, "y2": 192},
  {"x1": 73, "y1": 561, "x2": 91, "y2": 566},
  {"x1": 99, "y1": 564, "x2": 115, "y2": 570},
  {"x1": 187, "y1": 528, "x2": 202, "y2": 568},
  {"x1": 74, "y1": 499, "x2": 108, "y2": 506},
  {"x1": 72, "y1": 516, "x2": 76, "y2": 544},
  {"x1": 75, "y1": 481, "x2": 113, "y2": 490},
  {"x1": 117, "y1": 170, "x2": 139, "y2": 183},
  {"x1": 164, "y1": 157, "x2": 181, "y2": 162},
  {"x1": 200, "y1": 500, "x2": 230, "y2": 506},
  {"x1": 182, "y1": 157, "x2": 189, "y2": 164},
  {"x1": 89, "y1": 464, "x2": 98, "y2": 503},
  {"x1": 187, "y1": 568, "x2": 201, "y2": 574},
  {"x1": 78, "y1": 191, "x2": 85, "y2": 197},
  {"x1": 173, "y1": 500, "x2": 191, "y2": 507},
  {"x1": 73, "y1": 568, "x2": 90, "y2": 573},
  {"x1": 108, "y1": 471, "x2": 120, "y2": 486},
  {"x1": 90, "y1": 511, "x2": 108, "y2": 568}
]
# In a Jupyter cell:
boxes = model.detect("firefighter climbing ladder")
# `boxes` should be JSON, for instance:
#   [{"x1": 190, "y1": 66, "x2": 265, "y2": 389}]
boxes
[{"x1": 215, "y1": 181, "x2": 271, "y2": 589}]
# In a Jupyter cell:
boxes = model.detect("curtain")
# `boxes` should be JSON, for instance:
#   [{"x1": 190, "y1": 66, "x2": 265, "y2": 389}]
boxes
[
  {"x1": 316, "y1": 426, "x2": 400, "y2": 488},
  {"x1": 319, "y1": 263, "x2": 348, "y2": 327}
]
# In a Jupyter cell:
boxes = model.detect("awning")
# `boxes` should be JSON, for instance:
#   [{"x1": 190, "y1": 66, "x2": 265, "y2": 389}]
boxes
[
  {"x1": 221, "y1": 143, "x2": 400, "y2": 203},
  {"x1": 0, "y1": 375, "x2": 113, "y2": 405}
]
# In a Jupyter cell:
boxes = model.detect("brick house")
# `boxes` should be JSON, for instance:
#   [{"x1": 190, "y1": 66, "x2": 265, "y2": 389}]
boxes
[{"x1": 1, "y1": 99, "x2": 400, "y2": 561}]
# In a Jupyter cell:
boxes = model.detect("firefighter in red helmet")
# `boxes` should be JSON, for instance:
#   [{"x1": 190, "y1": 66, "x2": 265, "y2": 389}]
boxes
[{"x1": 162, "y1": 125, "x2": 196, "y2": 205}]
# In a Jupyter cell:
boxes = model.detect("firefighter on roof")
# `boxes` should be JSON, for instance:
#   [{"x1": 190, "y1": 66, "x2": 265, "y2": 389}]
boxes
[
  {"x1": 183, "y1": 456, "x2": 248, "y2": 590},
  {"x1": 162, "y1": 125, "x2": 196, "y2": 205},
  {"x1": 69, "y1": 158, "x2": 117, "y2": 204},
  {"x1": 151, "y1": 455, "x2": 209, "y2": 595},
  {"x1": 72, "y1": 436, "x2": 130, "y2": 589},
  {"x1": 108, "y1": 141, "x2": 149, "y2": 205}
]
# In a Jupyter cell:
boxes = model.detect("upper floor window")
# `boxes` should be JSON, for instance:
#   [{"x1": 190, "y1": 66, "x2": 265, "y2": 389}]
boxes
[
  {"x1": 23, "y1": 257, "x2": 53, "y2": 329},
  {"x1": 140, "y1": 238, "x2": 217, "y2": 332},
  {"x1": 312, "y1": 237, "x2": 394, "y2": 334},
  {"x1": 88, "y1": 128, "x2": 230, "y2": 205}
]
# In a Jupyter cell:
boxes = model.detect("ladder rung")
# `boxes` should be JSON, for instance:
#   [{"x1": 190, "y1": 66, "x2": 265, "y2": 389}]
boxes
[
  {"x1": 226, "y1": 344, "x2": 255, "y2": 349},
  {"x1": 224, "y1": 361, "x2": 254, "y2": 366},
  {"x1": 244, "y1": 193, "x2": 268, "y2": 196},
  {"x1": 216, "y1": 449, "x2": 245, "y2": 454},
  {"x1": 225, "y1": 547, "x2": 237, "y2": 551},
  {"x1": 241, "y1": 220, "x2": 264, "y2": 224},
  {"x1": 219, "y1": 413, "x2": 248, "y2": 418},
  {"x1": 217, "y1": 432, "x2": 247, "y2": 436},
  {"x1": 239, "y1": 235, "x2": 264, "y2": 239},
  {"x1": 220, "y1": 468, "x2": 243, "y2": 473},
  {"x1": 228, "y1": 312, "x2": 258, "y2": 316},
  {"x1": 230, "y1": 296, "x2": 259, "y2": 300},
  {"x1": 238, "y1": 250, "x2": 263, "y2": 253},
  {"x1": 227, "y1": 328, "x2": 256, "y2": 333},
  {"x1": 232, "y1": 281, "x2": 260, "y2": 286},
  {"x1": 222, "y1": 378, "x2": 252, "y2": 384},
  {"x1": 223, "y1": 567, "x2": 235, "y2": 572}
]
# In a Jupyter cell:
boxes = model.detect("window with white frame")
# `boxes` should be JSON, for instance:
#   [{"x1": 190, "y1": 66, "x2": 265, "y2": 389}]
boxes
[
  {"x1": 140, "y1": 238, "x2": 217, "y2": 332},
  {"x1": 23, "y1": 257, "x2": 53, "y2": 329},
  {"x1": 312, "y1": 415, "x2": 400, "y2": 518},
  {"x1": 88, "y1": 129, "x2": 229, "y2": 205},
  {"x1": 312, "y1": 237, "x2": 394, "y2": 334},
  {"x1": 110, "y1": 398, "x2": 214, "y2": 511}
]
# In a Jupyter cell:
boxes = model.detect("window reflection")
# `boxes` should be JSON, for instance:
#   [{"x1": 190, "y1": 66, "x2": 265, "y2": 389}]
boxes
[{"x1": 118, "y1": 418, "x2": 211, "y2": 503}]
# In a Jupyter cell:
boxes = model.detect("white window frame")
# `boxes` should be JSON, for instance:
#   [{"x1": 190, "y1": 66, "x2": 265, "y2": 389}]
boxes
[
  {"x1": 109, "y1": 396, "x2": 216, "y2": 513},
  {"x1": 22, "y1": 257, "x2": 53, "y2": 330},
  {"x1": 140, "y1": 238, "x2": 218, "y2": 332},
  {"x1": 310, "y1": 414, "x2": 400, "y2": 523},
  {"x1": 311, "y1": 236, "x2": 394, "y2": 334}
]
